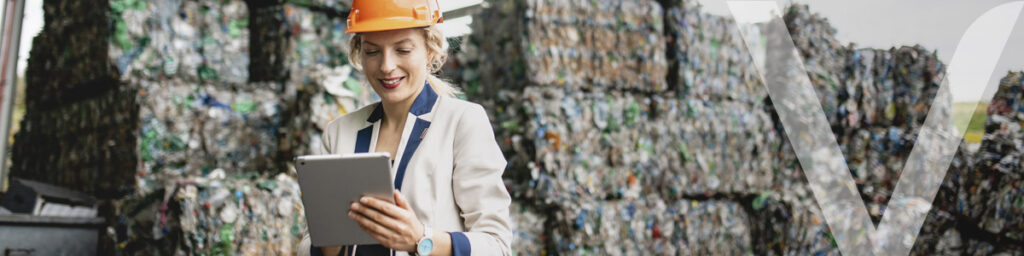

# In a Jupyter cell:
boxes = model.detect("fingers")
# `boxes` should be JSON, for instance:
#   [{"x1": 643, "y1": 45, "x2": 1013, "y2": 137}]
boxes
[
  {"x1": 349, "y1": 201, "x2": 408, "y2": 235},
  {"x1": 358, "y1": 196, "x2": 409, "y2": 220},
  {"x1": 350, "y1": 214, "x2": 399, "y2": 247},
  {"x1": 346, "y1": 193, "x2": 422, "y2": 252},
  {"x1": 393, "y1": 190, "x2": 413, "y2": 211},
  {"x1": 348, "y1": 206, "x2": 414, "y2": 250}
]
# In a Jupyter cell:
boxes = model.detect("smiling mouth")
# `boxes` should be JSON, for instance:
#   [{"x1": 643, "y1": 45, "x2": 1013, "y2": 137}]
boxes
[{"x1": 380, "y1": 77, "x2": 404, "y2": 89}]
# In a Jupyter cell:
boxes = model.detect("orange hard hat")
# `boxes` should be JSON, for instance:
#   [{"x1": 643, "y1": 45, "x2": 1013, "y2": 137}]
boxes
[{"x1": 346, "y1": 0, "x2": 444, "y2": 33}]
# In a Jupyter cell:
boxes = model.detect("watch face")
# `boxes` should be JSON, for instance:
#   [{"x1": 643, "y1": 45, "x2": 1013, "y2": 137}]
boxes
[{"x1": 418, "y1": 239, "x2": 434, "y2": 254}]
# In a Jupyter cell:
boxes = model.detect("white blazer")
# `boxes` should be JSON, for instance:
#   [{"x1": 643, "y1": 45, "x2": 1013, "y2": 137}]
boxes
[{"x1": 304, "y1": 84, "x2": 513, "y2": 256}]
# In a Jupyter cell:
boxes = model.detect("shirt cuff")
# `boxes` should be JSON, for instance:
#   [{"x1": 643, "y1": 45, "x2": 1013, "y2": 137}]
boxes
[{"x1": 449, "y1": 232, "x2": 471, "y2": 256}]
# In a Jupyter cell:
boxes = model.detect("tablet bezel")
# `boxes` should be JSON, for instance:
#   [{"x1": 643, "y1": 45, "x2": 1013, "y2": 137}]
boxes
[{"x1": 295, "y1": 152, "x2": 395, "y2": 246}]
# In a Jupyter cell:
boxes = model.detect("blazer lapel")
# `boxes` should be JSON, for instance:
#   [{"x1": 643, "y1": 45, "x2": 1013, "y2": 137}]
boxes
[
  {"x1": 354, "y1": 103, "x2": 384, "y2": 153},
  {"x1": 353, "y1": 83, "x2": 439, "y2": 191},
  {"x1": 394, "y1": 83, "x2": 438, "y2": 191}
]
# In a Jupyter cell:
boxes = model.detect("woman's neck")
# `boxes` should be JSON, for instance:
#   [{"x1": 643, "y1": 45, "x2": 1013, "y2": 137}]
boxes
[
  {"x1": 381, "y1": 102, "x2": 410, "y2": 131},
  {"x1": 380, "y1": 83, "x2": 426, "y2": 130}
]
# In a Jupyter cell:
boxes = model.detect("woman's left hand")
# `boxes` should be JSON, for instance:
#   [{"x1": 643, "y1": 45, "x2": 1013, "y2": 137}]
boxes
[{"x1": 348, "y1": 190, "x2": 424, "y2": 252}]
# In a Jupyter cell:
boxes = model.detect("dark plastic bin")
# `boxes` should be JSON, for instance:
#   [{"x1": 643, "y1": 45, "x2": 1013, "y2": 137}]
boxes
[{"x1": 0, "y1": 214, "x2": 104, "y2": 255}]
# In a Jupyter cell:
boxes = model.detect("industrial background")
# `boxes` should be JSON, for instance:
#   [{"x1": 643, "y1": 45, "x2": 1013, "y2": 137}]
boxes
[{"x1": 0, "y1": 0, "x2": 1022, "y2": 255}]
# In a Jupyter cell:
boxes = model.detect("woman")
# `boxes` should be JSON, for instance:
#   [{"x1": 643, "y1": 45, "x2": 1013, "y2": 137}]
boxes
[{"x1": 301, "y1": 0, "x2": 513, "y2": 255}]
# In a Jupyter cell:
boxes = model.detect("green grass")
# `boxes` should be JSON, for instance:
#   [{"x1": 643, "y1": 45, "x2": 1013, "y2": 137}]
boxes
[{"x1": 952, "y1": 102, "x2": 988, "y2": 144}]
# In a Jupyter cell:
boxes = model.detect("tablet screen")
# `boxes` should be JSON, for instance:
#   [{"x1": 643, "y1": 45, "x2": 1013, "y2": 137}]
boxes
[{"x1": 295, "y1": 152, "x2": 394, "y2": 246}]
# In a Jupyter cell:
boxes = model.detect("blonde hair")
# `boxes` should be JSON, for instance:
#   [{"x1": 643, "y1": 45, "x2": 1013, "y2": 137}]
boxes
[{"x1": 348, "y1": 25, "x2": 461, "y2": 97}]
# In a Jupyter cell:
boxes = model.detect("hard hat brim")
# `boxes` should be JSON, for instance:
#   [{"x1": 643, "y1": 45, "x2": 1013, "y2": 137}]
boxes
[{"x1": 345, "y1": 17, "x2": 440, "y2": 34}]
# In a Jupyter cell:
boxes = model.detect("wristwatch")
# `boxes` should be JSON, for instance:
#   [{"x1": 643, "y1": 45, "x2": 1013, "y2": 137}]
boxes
[{"x1": 416, "y1": 224, "x2": 434, "y2": 256}]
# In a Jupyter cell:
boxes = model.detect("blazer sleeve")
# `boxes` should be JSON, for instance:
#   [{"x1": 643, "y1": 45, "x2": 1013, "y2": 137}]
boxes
[
  {"x1": 450, "y1": 104, "x2": 513, "y2": 256},
  {"x1": 320, "y1": 124, "x2": 333, "y2": 154}
]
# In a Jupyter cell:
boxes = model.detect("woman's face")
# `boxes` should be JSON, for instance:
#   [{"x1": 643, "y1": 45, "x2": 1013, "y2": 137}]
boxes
[{"x1": 359, "y1": 28, "x2": 430, "y2": 106}]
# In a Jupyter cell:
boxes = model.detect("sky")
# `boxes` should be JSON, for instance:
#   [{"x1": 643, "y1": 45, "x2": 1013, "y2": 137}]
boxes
[
  {"x1": 6, "y1": 0, "x2": 1023, "y2": 102},
  {"x1": 700, "y1": 0, "x2": 1024, "y2": 102},
  {"x1": 2, "y1": 0, "x2": 42, "y2": 77},
  {"x1": 438, "y1": 0, "x2": 481, "y2": 38}
]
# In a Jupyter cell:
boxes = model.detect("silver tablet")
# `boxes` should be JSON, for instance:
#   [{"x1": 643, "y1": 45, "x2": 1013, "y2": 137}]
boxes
[{"x1": 295, "y1": 152, "x2": 395, "y2": 246}]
